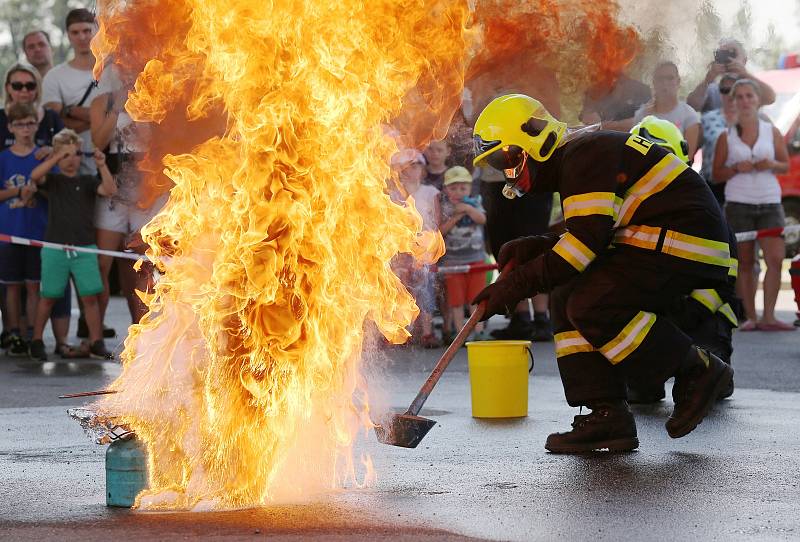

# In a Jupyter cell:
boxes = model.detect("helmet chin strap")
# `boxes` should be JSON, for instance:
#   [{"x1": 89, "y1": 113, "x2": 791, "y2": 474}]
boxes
[
  {"x1": 502, "y1": 160, "x2": 533, "y2": 199},
  {"x1": 562, "y1": 123, "x2": 601, "y2": 144}
]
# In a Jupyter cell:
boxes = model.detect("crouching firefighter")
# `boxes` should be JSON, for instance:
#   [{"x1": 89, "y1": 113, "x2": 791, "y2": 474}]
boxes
[
  {"x1": 471, "y1": 94, "x2": 734, "y2": 453},
  {"x1": 625, "y1": 116, "x2": 740, "y2": 403}
]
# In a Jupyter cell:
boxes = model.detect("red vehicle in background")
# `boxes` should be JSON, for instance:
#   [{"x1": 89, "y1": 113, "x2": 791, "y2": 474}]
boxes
[{"x1": 758, "y1": 61, "x2": 800, "y2": 256}]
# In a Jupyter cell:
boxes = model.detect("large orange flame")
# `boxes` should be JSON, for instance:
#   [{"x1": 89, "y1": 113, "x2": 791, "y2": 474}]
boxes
[{"x1": 92, "y1": 0, "x2": 468, "y2": 509}]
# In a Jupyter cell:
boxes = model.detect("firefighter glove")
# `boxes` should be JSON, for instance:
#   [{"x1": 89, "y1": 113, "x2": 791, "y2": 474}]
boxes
[
  {"x1": 497, "y1": 232, "x2": 560, "y2": 271},
  {"x1": 472, "y1": 262, "x2": 539, "y2": 321}
]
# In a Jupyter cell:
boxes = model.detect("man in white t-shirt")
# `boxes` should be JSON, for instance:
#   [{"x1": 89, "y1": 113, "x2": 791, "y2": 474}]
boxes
[
  {"x1": 632, "y1": 62, "x2": 701, "y2": 159},
  {"x1": 41, "y1": 8, "x2": 99, "y2": 175}
]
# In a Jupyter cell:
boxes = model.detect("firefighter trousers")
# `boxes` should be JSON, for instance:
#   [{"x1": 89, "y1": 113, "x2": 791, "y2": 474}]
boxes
[{"x1": 551, "y1": 250, "x2": 713, "y2": 407}]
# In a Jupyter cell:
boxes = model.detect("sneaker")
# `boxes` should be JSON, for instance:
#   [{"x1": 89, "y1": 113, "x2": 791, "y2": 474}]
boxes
[
  {"x1": 28, "y1": 339, "x2": 48, "y2": 361},
  {"x1": 545, "y1": 400, "x2": 639, "y2": 453},
  {"x1": 665, "y1": 347, "x2": 733, "y2": 438},
  {"x1": 77, "y1": 318, "x2": 117, "y2": 339},
  {"x1": 626, "y1": 384, "x2": 666, "y2": 404},
  {"x1": 530, "y1": 319, "x2": 554, "y2": 342},
  {"x1": 0, "y1": 330, "x2": 11, "y2": 350},
  {"x1": 7, "y1": 334, "x2": 29, "y2": 357},
  {"x1": 89, "y1": 340, "x2": 115, "y2": 360}
]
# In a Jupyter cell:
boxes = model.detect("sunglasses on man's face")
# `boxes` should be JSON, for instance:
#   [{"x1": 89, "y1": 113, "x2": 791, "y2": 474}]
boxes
[
  {"x1": 9, "y1": 81, "x2": 37, "y2": 91},
  {"x1": 719, "y1": 86, "x2": 734, "y2": 95}
]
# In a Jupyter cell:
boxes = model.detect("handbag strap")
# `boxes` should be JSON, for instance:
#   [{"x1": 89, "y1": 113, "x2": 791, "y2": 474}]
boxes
[{"x1": 75, "y1": 80, "x2": 99, "y2": 108}]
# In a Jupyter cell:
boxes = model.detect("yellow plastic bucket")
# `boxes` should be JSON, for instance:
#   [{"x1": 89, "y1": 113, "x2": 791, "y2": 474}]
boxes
[{"x1": 465, "y1": 340, "x2": 533, "y2": 418}]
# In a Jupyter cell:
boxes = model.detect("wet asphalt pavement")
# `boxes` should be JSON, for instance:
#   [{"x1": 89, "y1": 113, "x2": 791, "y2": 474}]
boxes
[{"x1": 1, "y1": 291, "x2": 798, "y2": 541}]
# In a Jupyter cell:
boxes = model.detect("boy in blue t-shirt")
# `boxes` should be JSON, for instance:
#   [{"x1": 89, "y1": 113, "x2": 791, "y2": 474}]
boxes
[{"x1": 0, "y1": 103, "x2": 47, "y2": 356}]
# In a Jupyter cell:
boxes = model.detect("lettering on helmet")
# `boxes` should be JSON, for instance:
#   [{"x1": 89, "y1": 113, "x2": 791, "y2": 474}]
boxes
[{"x1": 625, "y1": 133, "x2": 653, "y2": 155}]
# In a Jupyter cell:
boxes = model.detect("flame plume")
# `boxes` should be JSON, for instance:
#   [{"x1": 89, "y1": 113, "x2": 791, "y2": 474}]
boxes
[
  {"x1": 92, "y1": 0, "x2": 467, "y2": 509},
  {"x1": 466, "y1": 0, "x2": 642, "y2": 120}
]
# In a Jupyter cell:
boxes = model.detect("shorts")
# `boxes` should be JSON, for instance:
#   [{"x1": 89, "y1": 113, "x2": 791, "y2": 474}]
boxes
[
  {"x1": 480, "y1": 181, "x2": 553, "y2": 259},
  {"x1": 444, "y1": 264, "x2": 486, "y2": 307},
  {"x1": 40, "y1": 246, "x2": 103, "y2": 298},
  {"x1": 95, "y1": 192, "x2": 167, "y2": 235},
  {"x1": 724, "y1": 202, "x2": 785, "y2": 235},
  {"x1": 0, "y1": 244, "x2": 41, "y2": 284}
]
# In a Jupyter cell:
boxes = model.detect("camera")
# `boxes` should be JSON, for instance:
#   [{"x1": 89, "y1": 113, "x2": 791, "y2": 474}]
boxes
[{"x1": 714, "y1": 49, "x2": 735, "y2": 64}]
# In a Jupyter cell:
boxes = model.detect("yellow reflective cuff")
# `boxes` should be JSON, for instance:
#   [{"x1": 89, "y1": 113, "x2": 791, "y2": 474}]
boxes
[
  {"x1": 600, "y1": 311, "x2": 657, "y2": 364},
  {"x1": 662, "y1": 230, "x2": 731, "y2": 267},
  {"x1": 615, "y1": 154, "x2": 688, "y2": 227},
  {"x1": 553, "y1": 233, "x2": 596, "y2": 272},
  {"x1": 718, "y1": 303, "x2": 739, "y2": 327},
  {"x1": 690, "y1": 289, "x2": 724, "y2": 313},
  {"x1": 728, "y1": 258, "x2": 739, "y2": 278},
  {"x1": 555, "y1": 330, "x2": 595, "y2": 357},
  {"x1": 563, "y1": 192, "x2": 618, "y2": 220},
  {"x1": 613, "y1": 224, "x2": 660, "y2": 250}
]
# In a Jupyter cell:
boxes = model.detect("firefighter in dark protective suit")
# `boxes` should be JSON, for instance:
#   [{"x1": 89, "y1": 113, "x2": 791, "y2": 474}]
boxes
[
  {"x1": 626, "y1": 115, "x2": 740, "y2": 403},
  {"x1": 471, "y1": 94, "x2": 735, "y2": 453}
]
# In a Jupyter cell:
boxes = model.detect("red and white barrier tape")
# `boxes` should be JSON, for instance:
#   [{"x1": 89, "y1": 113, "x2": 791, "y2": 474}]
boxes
[
  {"x1": 5, "y1": 223, "x2": 799, "y2": 270},
  {"x1": 0, "y1": 234, "x2": 142, "y2": 261},
  {"x1": 733, "y1": 223, "x2": 800, "y2": 242}
]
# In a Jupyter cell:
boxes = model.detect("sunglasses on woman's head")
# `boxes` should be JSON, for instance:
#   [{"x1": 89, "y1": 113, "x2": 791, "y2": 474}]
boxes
[{"x1": 9, "y1": 81, "x2": 37, "y2": 91}]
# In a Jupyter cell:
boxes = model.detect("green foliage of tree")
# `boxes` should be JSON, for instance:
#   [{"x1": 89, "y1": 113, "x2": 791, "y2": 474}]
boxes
[{"x1": 0, "y1": 0, "x2": 88, "y2": 76}]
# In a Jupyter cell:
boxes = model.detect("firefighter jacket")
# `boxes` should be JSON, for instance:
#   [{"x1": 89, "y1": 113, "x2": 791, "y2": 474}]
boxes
[{"x1": 521, "y1": 130, "x2": 732, "y2": 294}]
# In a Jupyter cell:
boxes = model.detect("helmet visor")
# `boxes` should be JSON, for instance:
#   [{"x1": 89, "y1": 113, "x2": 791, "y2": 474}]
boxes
[
  {"x1": 473, "y1": 134, "x2": 502, "y2": 164},
  {"x1": 486, "y1": 145, "x2": 528, "y2": 179}
]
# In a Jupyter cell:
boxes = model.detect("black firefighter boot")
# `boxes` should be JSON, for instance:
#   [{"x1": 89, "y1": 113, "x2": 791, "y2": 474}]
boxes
[
  {"x1": 545, "y1": 400, "x2": 639, "y2": 453},
  {"x1": 666, "y1": 346, "x2": 734, "y2": 439}
]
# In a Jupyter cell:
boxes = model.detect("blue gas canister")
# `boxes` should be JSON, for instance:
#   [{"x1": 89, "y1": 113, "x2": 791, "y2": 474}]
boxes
[{"x1": 105, "y1": 437, "x2": 148, "y2": 507}]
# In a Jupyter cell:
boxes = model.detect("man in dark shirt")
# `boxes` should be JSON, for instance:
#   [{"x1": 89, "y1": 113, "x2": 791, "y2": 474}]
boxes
[{"x1": 26, "y1": 128, "x2": 117, "y2": 360}]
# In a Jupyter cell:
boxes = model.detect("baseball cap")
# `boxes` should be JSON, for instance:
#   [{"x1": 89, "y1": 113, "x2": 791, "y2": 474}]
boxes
[{"x1": 443, "y1": 166, "x2": 472, "y2": 186}]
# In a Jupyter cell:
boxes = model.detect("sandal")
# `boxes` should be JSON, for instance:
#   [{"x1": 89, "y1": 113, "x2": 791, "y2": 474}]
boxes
[
  {"x1": 738, "y1": 320, "x2": 757, "y2": 332},
  {"x1": 55, "y1": 342, "x2": 89, "y2": 359},
  {"x1": 756, "y1": 321, "x2": 796, "y2": 332}
]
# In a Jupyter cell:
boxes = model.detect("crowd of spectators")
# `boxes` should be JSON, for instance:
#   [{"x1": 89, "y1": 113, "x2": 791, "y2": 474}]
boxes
[
  {"x1": 0, "y1": 8, "x2": 158, "y2": 361},
  {"x1": 2, "y1": 20, "x2": 794, "y2": 358}
]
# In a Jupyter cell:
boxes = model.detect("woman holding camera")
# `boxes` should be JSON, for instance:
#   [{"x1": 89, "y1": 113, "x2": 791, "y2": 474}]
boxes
[{"x1": 712, "y1": 79, "x2": 792, "y2": 332}]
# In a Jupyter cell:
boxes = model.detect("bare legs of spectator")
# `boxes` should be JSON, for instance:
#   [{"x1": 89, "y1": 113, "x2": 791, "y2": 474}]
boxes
[
  {"x1": 116, "y1": 257, "x2": 143, "y2": 323},
  {"x1": 4, "y1": 282, "x2": 38, "y2": 335},
  {"x1": 96, "y1": 228, "x2": 125, "y2": 323},
  {"x1": 450, "y1": 306, "x2": 484, "y2": 336},
  {"x1": 34, "y1": 295, "x2": 103, "y2": 344},
  {"x1": 50, "y1": 316, "x2": 70, "y2": 346},
  {"x1": 736, "y1": 240, "x2": 758, "y2": 325},
  {"x1": 759, "y1": 236, "x2": 789, "y2": 326}
]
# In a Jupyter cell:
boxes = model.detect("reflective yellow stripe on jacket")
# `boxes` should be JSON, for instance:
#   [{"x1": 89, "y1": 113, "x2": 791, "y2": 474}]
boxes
[
  {"x1": 613, "y1": 225, "x2": 730, "y2": 268},
  {"x1": 689, "y1": 289, "x2": 724, "y2": 313},
  {"x1": 553, "y1": 232, "x2": 596, "y2": 272},
  {"x1": 728, "y1": 257, "x2": 739, "y2": 278},
  {"x1": 562, "y1": 192, "x2": 619, "y2": 221},
  {"x1": 718, "y1": 303, "x2": 739, "y2": 327},
  {"x1": 554, "y1": 330, "x2": 595, "y2": 357},
  {"x1": 599, "y1": 311, "x2": 657, "y2": 364},
  {"x1": 615, "y1": 154, "x2": 688, "y2": 227},
  {"x1": 689, "y1": 289, "x2": 739, "y2": 327}
]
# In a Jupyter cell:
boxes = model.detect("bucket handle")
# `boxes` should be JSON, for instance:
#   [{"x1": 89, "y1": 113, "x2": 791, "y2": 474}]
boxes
[{"x1": 526, "y1": 346, "x2": 534, "y2": 373}]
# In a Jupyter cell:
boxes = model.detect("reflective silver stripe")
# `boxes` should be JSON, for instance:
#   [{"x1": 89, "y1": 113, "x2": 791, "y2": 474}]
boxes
[{"x1": 690, "y1": 289, "x2": 724, "y2": 313}]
